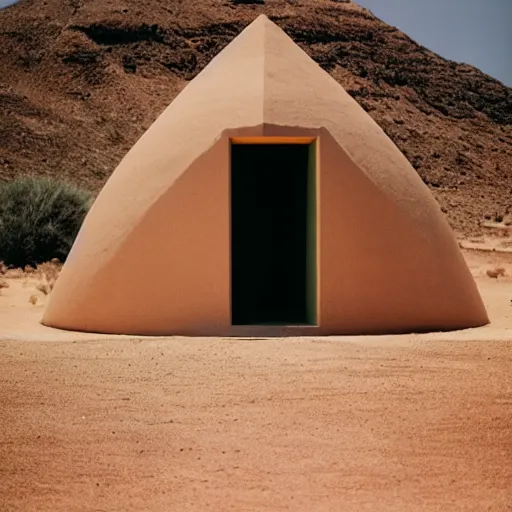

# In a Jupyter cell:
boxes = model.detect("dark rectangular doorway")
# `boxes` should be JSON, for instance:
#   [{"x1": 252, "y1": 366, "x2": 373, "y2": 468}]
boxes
[{"x1": 231, "y1": 142, "x2": 317, "y2": 326}]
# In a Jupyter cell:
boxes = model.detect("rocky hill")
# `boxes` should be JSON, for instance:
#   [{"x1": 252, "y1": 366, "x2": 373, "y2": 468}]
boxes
[{"x1": 0, "y1": 0, "x2": 511, "y2": 235}]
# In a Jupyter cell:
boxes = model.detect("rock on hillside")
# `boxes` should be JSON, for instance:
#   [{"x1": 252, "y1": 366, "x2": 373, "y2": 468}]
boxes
[{"x1": 0, "y1": 0, "x2": 511, "y2": 235}]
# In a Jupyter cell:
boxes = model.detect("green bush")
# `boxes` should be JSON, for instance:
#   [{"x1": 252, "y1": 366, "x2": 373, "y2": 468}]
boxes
[{"x1": 0, "y1": 178, "x2": 91, "y2": 267}]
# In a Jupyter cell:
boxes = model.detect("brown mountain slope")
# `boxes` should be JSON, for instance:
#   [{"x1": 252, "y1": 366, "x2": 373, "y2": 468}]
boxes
[{"x1": 0, "y1": 0, "x2": 511, "y2": 235}]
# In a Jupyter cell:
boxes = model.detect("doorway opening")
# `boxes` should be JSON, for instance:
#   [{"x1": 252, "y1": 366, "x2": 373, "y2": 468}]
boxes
[{"x1": 230, "y1": 139, "x2": 317, "y2": 326}]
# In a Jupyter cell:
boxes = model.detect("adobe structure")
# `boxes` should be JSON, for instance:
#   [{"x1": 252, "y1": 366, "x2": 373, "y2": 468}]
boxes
[{"x1": 42, "y1": 15, "x2": 488, "y2": 336}]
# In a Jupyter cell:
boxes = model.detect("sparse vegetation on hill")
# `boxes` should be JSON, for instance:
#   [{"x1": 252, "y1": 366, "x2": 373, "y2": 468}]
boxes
[
  {"x1": 0, "y1": 0, "x2": 510, "y2": 235},
  {"x1": 0, "y1": 178, "x2": 90, "y2": 267}
]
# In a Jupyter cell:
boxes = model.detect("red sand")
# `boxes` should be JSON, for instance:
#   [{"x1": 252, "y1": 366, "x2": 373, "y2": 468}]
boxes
[{"x1": 0, "y1": 247, "x2": 511, "y2": 511}]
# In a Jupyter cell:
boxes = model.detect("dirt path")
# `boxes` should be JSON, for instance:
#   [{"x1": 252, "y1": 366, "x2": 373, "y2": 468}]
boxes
[{"x1": 1, "y1": 336, "x2": 511, "y2": 511}]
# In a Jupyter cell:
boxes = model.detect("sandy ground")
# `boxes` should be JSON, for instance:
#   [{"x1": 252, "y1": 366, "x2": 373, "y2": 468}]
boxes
[{"x1": 1, "y1": 248, "x2": 512, "y2": 511}]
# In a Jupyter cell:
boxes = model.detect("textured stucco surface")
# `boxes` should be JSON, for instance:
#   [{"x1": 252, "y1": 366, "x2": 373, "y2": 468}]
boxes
[{"x1": 42, "y1": 16, "x2": 488, "y2": 335}]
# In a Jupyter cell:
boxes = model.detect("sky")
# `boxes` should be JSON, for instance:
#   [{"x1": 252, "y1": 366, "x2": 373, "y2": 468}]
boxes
[
  {"x1": 0, "y1": 0, "x2": 510, "y2": 85},
  {"x1": 357, "y1": 0, "x2": 511, "y2": 85},
  {"x1": 0, "y1": 0, "x2": 18, "y2": 8}
]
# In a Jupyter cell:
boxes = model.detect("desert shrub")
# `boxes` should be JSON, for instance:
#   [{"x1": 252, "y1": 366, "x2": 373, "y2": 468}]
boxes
[
  {"x1": 36, "y1": 260, "x2": 62, "y2": 293},
  {"x1": 486, "y1": 267, "x2": 506, "y2": 279},
  {"x1": 0, "y1": 178, "x2": 91, "y2": 267}
]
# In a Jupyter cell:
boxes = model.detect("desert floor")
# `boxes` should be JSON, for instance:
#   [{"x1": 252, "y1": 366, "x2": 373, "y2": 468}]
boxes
[{"x1": 1, "y1": 245, "x2": 511, "y2": 511}]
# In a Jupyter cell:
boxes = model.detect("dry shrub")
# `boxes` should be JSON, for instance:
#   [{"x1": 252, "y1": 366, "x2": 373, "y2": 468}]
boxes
[
  {"x1": 5, "y1": 268, "x2": 24, "y2": 279},
  {"x1": 29, "y1": 260, "x2": 62, "y2": 295},
  {"x1": 486, "y1": 267, "x2": 506, "y2": 279},
  {"x1": 0, "y1": 280, "x2": 9, "y2": 296},
  {"x1": 36, "y1": 283, "x2": 52, "y2": 295},
  {"x1": 36, "y1": 260, "x2": 61, "y2": 291},
  {"x1": 29, "y1": 294, "x2": 39, "y2": 305},
  {"x1": 0, "y1": 259, "x2": 62, "y2": 297}
]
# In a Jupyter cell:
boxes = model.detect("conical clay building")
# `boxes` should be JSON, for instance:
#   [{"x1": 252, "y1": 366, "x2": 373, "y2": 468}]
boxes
[{"x1": 43, "y1": 15, "x2": 488, "y2": 336}]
